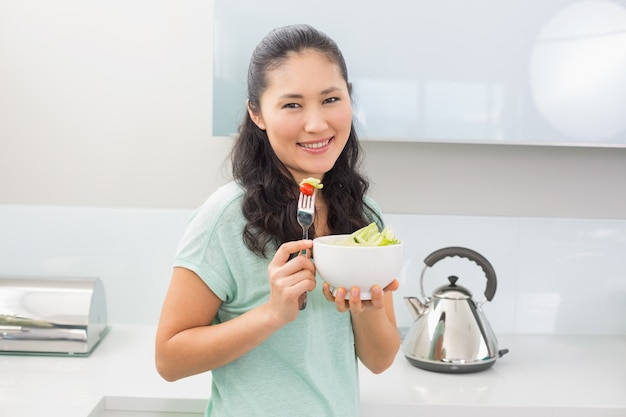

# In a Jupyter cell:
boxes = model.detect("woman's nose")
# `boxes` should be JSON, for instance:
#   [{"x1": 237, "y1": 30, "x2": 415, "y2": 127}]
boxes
[{"x1": 303, "y1": 107, "x2": 328, "y2": 132}]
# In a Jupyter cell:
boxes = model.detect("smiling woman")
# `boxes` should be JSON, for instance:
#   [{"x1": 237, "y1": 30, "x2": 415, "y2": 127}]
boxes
[{"x1": 155, "y1": 24, "x2": 400, "y2": 417}]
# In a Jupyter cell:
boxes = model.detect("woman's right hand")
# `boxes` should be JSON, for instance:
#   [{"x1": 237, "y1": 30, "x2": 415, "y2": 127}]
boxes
[{"x1": 266, "y1": 239, "x2": 316, "y2": 324}]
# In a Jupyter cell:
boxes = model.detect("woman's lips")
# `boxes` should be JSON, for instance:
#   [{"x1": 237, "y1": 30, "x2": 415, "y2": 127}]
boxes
[{"x1": 298, "y1": 138, "x2": 332, "y2": 150}]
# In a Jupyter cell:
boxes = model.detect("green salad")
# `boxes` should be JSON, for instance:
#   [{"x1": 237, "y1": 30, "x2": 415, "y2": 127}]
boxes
[{"x1": 332, "y1": 222, "x2": 400, "y2": 246}]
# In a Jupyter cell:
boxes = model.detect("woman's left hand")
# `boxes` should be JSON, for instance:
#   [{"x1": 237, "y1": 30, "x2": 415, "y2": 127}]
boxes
[{"x1": 322, "y1": 279, "x2": 399, "y2": 314}]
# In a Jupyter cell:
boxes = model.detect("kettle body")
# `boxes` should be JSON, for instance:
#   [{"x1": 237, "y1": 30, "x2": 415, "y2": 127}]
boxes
[{"x1": 402, "y1": 247, "x2": 508, "y2": 373}]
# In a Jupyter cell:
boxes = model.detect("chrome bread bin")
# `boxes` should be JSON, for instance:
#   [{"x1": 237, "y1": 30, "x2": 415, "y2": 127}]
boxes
[{"x1": 0, "y1": 276, "x2": 109, "y2": 356}]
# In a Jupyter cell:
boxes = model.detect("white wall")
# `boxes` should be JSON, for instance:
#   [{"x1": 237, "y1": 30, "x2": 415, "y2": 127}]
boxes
[
  {"x1": 0, "y1": 0, "x2": 230, "y2": 210},
  {"x1": 363, "y1": 140, "x2": 626, "y2": 219}
]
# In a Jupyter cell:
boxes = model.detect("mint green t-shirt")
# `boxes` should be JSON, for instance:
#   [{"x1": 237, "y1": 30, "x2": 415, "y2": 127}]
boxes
[{"x1": 173, "y1": 181, "x2": 381, "y2": 417}]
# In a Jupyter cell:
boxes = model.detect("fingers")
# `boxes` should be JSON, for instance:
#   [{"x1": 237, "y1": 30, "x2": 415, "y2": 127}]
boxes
[
  {"x1": 335, "y1": 287, "x2": 349, "y2": 311},
  {"x1": 323, "y1": 283, "x2": 389, "y2": 313},
  {"x1": 383, "y1": 279, "x2": 400, "y2": 292},
  {"x1": 270, "y1": 240, "x2": 313, "y2": 268},
  {"x1": 368, "y1": 285, "x2": 386, "y2": 309},
  {"x1": 322, "y1": 282, "x2": 335, "y2": 301},
  {"x1": 266, "y1": 240, "x2": 316, "y2": 322},
  {"x1": 348, "y1": 287, "x2": 364, "y2": 312},
  {"x1": 268, "y1": 241, "x2": 315, "y2": 283}
]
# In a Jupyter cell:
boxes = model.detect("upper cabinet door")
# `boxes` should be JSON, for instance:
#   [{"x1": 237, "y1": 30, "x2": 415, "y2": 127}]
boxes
[{"x1": 213, "y1": 0, "x2": 626, "y2": 147}]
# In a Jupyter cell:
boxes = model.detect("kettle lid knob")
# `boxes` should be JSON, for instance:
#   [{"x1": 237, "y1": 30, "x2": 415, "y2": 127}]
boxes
[{"x1": 434, "y1": 275, "x2": 472, "y2": 299}]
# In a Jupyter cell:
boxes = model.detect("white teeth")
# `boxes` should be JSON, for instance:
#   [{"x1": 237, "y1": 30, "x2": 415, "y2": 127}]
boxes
[{"x1": 300, "y1": 139, "x2": 330, "y2": 149}]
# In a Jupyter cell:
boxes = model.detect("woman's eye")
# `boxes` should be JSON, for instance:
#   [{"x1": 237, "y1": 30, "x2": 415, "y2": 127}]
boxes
[
  {"x1": 323, "y1": 97, "x2": 339, "y2": 104},
  {"x1": 283, "y1": 103, "x2": 301, "y2": 109}
]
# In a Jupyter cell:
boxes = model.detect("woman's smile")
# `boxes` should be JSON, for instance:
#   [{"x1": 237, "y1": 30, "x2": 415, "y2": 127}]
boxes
[{"x1": 298, "y1": 137, "x2": 333, "y2": 151}]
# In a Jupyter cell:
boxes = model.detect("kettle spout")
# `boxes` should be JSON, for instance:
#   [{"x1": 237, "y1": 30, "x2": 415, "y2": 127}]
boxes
[{"x1": 404, "y1": 296, "x2": 427, "y2": 321}]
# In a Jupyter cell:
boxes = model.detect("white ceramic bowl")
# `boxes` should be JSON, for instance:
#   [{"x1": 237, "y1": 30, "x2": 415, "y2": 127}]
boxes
[{"x1": 313, "y1": 234, "x2": 404, "y2": 299}]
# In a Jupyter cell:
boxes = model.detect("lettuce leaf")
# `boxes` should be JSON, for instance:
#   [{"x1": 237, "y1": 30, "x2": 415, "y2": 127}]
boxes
[{"x1": 332, "y1": 222, "x2": 400, "y2": 246}]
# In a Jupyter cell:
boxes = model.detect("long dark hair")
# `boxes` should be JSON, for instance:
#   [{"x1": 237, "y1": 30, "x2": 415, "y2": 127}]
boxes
[{"x1": 230, "y1": 24, "x2": 380, "y2": 257}]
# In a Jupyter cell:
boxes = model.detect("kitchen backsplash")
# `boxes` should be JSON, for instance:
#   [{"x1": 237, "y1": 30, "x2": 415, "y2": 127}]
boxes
[
  {"x1": 386, "y1": 213, "x2": 626, "y2": 336},
  {"x1": 1, "y1": 204, "x2": 624, "y2": 335}
]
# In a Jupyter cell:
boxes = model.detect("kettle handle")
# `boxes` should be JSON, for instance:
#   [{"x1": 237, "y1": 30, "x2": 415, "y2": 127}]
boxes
[{"x1": 422, "y1": 246, "x2": 497, "y2": 302}]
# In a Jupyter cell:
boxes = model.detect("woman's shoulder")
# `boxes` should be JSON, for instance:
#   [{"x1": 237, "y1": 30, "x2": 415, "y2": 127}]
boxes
[
  {"x1": 363, "y1": 194, "x2": 386, "y2": 229},
  {"x1": 364, "y1": 194, "x2": 382, "y2": 215},
  {"x1": 206, "y1": 180, "x2": 244, "y2": 203},
  {"x1": 198, "y1": 181, "x2": 244, "y2": 212},
  {"x1": 364, "y1": 194, "x2": 379, "y2": 207},
  {"x1": 186, "y1": 181, "x2": 245, "y2": 228}
]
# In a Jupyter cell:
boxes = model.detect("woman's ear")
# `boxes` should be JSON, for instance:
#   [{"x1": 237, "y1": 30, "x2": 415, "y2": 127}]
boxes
[{"x1": 247, "y1": 100, "x2": 266, "y2": 130}]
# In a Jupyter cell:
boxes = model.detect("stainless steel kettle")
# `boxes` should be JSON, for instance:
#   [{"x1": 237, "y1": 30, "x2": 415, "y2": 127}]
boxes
[{"x1": 402, "y1": 247, "x2": 508, "y2": 373}]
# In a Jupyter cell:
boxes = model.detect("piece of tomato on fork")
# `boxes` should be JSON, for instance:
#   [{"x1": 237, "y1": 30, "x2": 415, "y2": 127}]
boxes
[{"x1": 299, "y1": 182, "x2": 315, "y2": 196}]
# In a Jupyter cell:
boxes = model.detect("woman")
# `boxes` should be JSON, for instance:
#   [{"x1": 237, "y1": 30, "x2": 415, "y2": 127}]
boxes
[{"x1": 155, "y1": 24, "x2": 400, "y2": 416}]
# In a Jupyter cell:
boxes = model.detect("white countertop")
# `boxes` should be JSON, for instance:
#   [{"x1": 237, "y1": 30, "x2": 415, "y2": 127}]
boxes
[{"x1": 1, "y1": 325, "x2": 625, "y2": 417}]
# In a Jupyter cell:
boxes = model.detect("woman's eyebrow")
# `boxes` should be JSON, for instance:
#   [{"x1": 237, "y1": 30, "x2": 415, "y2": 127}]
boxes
[
  {"x1": 320, "y1": 86, "x2": 341, "y2": 95},
  {"x1": 320, "y1": 86, "x2": 342, "y2": 95},
  {"x1": 278, "y1": 86, "x2": 343, "y2": 100}
]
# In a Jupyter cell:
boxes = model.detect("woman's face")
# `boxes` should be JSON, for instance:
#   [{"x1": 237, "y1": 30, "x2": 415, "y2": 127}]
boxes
[{"x1": 248, "y1": 49, "x2": 352, "y2": 184}]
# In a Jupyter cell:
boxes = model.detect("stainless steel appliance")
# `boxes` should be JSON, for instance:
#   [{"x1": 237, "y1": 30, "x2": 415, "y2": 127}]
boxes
[
  {"x1": 402, "y1": 247, "x2": 508, "y2": 373},
  {"x1": 0, "y1": 276, "x2": 109, "y2": 356}
]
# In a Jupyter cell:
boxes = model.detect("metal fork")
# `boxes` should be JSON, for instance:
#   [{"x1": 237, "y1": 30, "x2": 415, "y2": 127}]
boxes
[{"x1": 296, "y1": 190, "x2": 316, "y2": 309}]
